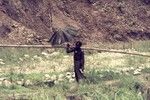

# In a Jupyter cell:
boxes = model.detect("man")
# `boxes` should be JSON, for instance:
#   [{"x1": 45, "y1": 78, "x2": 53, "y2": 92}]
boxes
[{"x1": 66, "y1": 41, "x2": 85, "y2": 83}]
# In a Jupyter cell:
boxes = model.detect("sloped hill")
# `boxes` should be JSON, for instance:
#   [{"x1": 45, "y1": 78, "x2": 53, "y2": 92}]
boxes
[{"x1": 0, "y1": 0, "x2": 150, "y2": 44}]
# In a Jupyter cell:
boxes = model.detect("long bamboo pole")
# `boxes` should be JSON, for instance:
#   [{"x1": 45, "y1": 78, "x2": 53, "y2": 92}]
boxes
[{"x1": 0, "y1": 45, "x2": 150, "y2": 57}]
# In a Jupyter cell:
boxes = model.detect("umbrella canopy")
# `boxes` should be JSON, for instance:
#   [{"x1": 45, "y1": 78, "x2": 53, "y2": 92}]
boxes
[{"x1": 49, "y1": 28, "x2": 75, "y2": 45}]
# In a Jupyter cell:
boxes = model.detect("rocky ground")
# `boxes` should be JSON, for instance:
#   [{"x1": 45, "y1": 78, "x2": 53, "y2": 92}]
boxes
[{"x1": 0, "y1": 0, "x2": 150, "y2": 44}]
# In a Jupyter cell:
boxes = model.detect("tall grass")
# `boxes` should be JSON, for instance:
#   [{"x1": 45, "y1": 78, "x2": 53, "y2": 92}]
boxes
[{"x1": 0, "y1": 40, "x2": 149, "y2": 99}]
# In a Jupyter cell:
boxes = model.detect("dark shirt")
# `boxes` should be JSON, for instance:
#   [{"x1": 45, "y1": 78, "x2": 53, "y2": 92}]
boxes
[{"x1": 66, "y1": 46, "x2": 84, "y2": 70}]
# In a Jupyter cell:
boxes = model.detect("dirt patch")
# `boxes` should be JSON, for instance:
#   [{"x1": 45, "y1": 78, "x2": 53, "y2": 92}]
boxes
[
  {"x1": 127, "y1": 31, "x2": 150, "y2": 40},
  {"x1": 0, "y1": 25, "x2": 11, "y2": 37},
  {"x1": 0, "y1": 0, "x2": 150, "y2": 44}
]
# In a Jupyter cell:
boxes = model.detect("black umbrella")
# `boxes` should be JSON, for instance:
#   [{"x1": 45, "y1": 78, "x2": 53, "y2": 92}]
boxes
[{"x1": 49, "y1": 28, "x2": 75, "y2": 45}]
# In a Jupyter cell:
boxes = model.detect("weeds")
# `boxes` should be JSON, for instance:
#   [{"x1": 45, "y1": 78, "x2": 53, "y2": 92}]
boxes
[{"x1": 0, "y1": 41, "x2": 149, "y2": 99}]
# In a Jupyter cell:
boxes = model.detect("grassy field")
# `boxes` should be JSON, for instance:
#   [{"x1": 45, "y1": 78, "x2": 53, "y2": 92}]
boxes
[{"x1": 0, "y1": 41, "x2": 150, "y2": 100}]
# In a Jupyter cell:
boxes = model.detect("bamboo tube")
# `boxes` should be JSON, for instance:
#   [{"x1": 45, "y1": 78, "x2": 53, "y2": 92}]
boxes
[{"x1": 0, "y1": 45, "x2": 150, "y2": 57}]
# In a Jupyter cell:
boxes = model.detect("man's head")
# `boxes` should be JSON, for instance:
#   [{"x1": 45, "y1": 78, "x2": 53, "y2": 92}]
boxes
[{"x1": 75, "y1": 41, "x2": 82, "y2": 48}]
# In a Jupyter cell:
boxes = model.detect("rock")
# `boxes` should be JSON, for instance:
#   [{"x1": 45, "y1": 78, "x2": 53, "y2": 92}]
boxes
[
  {"x1": 137, "y1": 69, "x2": 142, "y2": 72},
  {"x1": 41, "y1": 52, "x2": 49, "y2": 58},
  {"x1": 54, "y1": 80, "x2": 59, "y2": 85},
  {"x1": 69, "y1": 78, "x2": 75, "y2": 83},
  {"x1": 25, "y1": 80, "x2": 32, "y2": 86},
  {"x1": 2, "y1": 79, "x2": 12, "y2": 87},
  {"x1": 58, "y1": 74, "x2": 64, "y2": 79},
  {"x1": 0, "y1": 61, "x2": 5, "y2": 65},
  {"x1": 16, "y1": 81, "x2": 23, "y2": 85},
  {"x1": 130, "y1": 67, "x2": 135, "y2": 70},
  {"x1": 0, "y1": 59, "x2": 3, "y2": 61},
  {"x1": 49, "y1": 52, "x2": 60, "y2": 56},
  {"x1": 51, "y1": 75, "x2": 57, "y2": 81},
  {"x1": 58, "y1": 74, "x2": 64, "y2": 82},
  {"x1": 58, "y1": 78, "x2": 63, "y2": 82},
  {"x1": 133, "y1": 70, "x2": 141, "y2": 75},
  {"x1": 24, "y1": 54, "x2": 30, "y2": 58},
  {"x1": 19, "y1": 58, "x2": 23, "y2": 61},
  {"x1": 44, "y1": 74, "x2": 51, "y2": 80},
  {"x1": 0, "y1": 77, "x2": 6, "y2": 81},
  {"x1": 45, "y1": 74, "x2": 50, "y2": 78}
]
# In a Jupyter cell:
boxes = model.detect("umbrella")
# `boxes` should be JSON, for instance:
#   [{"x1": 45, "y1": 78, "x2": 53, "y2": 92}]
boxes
[{"x1": 49, "y1": 28, "x2": 75, "y2": 45}]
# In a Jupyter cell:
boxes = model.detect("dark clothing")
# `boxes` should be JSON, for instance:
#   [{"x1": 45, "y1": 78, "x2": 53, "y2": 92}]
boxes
[{"x1": 66, "y1": 46, "x2": 85, "y2": 82}]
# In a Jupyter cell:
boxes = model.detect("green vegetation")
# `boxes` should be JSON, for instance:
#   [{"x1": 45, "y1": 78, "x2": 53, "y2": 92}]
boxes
[{"x1": 0, "y1": 41, "x2": 150, "y2": 99}]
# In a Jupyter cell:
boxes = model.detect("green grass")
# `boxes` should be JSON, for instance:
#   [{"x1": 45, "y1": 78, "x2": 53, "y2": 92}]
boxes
[
  {"x1": 0, "y1": 40, "x2": 150, "y2": 99},
  {"x1": 142, "y1": 67, "x2": 150, "y2": 73},
  {"x1": 0, "y1": 68, "x2": 148, "y2": 99},
  {"x1": 95, "y1": 40, "x2": 150, "y2": 52}
]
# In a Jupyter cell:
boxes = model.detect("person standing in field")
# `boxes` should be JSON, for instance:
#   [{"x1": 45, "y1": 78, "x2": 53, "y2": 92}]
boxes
[{"x1": 66, "y1": 41, "x2": 86, "y2": 83}]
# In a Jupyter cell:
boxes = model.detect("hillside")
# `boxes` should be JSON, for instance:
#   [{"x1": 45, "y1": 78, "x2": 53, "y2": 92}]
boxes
[{"x1": 0, "y1": 0, "x2": 150, "y2": 44}]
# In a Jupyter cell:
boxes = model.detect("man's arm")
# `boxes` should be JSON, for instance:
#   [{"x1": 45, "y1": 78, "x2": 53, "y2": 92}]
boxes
[{"x1": 66, "y1": 44, "x2": 75, "y2": 53}]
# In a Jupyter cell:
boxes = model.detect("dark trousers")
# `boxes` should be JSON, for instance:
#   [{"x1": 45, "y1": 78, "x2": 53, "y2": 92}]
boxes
[{"x1": 74, "y1": 61, "x2": 85, "y2": 82}]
